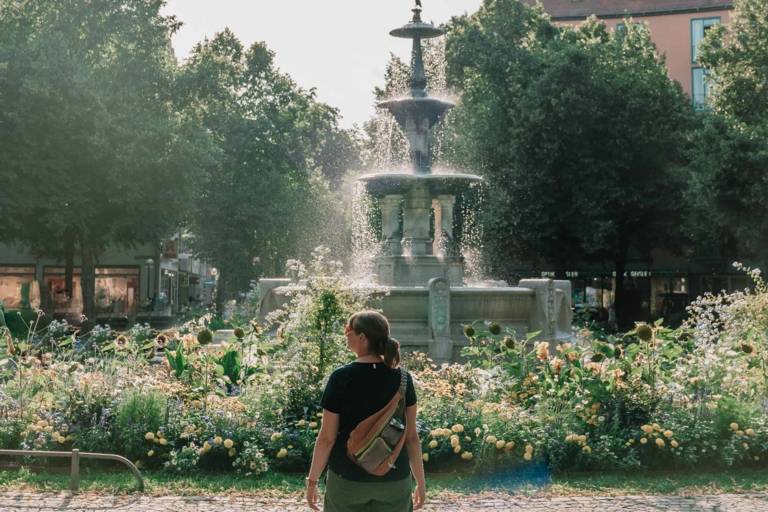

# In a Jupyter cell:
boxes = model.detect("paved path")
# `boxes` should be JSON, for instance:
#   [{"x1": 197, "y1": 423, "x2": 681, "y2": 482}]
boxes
[{"x1": 1, "y1": 492, "x2": 768, "y2": 511}]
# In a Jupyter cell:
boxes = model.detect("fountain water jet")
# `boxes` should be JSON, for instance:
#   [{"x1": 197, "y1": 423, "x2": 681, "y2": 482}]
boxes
[{"x1": 259, "y1": 2, "x2": 573, "y2": 361}]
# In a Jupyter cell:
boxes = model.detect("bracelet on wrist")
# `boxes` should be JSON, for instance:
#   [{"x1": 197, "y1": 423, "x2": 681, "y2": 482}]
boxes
[{"x1": 306, "y1": 477, "x2": 318, "y2": 486}]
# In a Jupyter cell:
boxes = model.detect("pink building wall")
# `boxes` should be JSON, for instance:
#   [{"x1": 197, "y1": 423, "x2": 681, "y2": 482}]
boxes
[{"x1": 557, "y1": 9, "x2": 731, "y2": 98}]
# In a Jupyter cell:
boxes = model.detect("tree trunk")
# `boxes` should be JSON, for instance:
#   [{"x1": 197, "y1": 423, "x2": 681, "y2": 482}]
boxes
[
  {"x1": 64, "y1": 228, "x2": 75, "y2": 300},
  {"x1": 614, "y1": 256, "x2": 626, "y2": 331},
  {"x1": 215, "y1": 268, "x2": 226, "y2": 316},
  {"x1": 80, "y1": 241, "x2": 96, "y2": 323}
]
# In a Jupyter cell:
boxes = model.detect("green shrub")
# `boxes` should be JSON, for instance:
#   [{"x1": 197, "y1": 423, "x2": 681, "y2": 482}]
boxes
[
  {"x1": 115, "y1": 390, "x2": 166, "y2": 464},
  {"x1": 0, "y1": 417, "x2": 25, "y2": 449}
]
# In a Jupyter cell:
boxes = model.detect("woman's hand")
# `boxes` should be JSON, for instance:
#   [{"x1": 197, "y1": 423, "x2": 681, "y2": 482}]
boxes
[
  {"x1": 306, "y1": 479, "x2": 320, "y2": 511},
  {"x1": 413, "y1": 483, "x2": 426, "y2": 510}
]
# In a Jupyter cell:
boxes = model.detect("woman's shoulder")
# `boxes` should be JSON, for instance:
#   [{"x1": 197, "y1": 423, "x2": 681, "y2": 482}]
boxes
[{"x1": 328, "y1": 363, "x2": 359, "y2": 380}]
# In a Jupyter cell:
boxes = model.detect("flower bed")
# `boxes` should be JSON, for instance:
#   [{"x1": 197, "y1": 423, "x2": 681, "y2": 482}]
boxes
[{"x1": 1, "y1": 254, "x2": 767, "y2": 476}]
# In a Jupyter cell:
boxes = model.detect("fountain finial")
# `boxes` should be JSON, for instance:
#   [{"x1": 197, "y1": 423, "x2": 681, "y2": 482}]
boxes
[
  {"x1": 412, "y1": 0, "x2": 423, "y2": 22},
  {"x1": 382, "y1": 2, "x2": 452, "y2": 173}
]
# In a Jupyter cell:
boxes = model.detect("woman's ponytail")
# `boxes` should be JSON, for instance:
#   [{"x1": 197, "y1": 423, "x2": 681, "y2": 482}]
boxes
[{"x1": 382, "y1": 336, "x2": 401, "y2": 369}]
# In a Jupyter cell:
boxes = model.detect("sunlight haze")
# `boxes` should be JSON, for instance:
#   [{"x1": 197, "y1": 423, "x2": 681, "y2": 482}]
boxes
[{"x1": 161, "y1": 0, "x2": 484, "y2": 128}]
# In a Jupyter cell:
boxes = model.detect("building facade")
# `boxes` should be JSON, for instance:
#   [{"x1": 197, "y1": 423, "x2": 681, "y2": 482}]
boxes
[
  {"x1": 526, "y1": 0, "x2": 733, "y2": 110},
  {"x1": 0, "y1": 238, "x2": 214, "y2": 324}
]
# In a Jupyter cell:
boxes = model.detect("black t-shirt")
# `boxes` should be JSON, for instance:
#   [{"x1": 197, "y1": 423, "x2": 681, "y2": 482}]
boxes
[{"x1": 320, "y1": 362, "x2": 417, "y2": 482}]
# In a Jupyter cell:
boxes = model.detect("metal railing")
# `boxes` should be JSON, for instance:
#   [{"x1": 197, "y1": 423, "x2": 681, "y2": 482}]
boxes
[{"x1": 0, "y1": 448, "x2": 144, "y2": 492}]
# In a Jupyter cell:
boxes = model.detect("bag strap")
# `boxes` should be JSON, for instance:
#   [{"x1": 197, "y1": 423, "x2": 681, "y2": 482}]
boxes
[{"x1": 395, "y1": 367, "x2": 408, "y2": 419}]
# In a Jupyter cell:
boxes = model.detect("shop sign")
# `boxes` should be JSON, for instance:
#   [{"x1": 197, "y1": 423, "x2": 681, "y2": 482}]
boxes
[
  {"x1": 610, "y1": 270, "x2": 651, "y2": 277},
  {"x1": 162, "y1": 240, "x2": 178, "y2": 259},
  {"x1": 540, "y1": 271, "x2": 580, "y2": 278}
]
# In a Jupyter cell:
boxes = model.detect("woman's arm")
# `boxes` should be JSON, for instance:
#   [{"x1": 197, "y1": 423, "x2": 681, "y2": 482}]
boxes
[
  {"x1": 405, "y1": 403, "x2": 426, "y2": 510},
  {"x1": 306, "y1": 409, "x2": 339, "y2": 511}
]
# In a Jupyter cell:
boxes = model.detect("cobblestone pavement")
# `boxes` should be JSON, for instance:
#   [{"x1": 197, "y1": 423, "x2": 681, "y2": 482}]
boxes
[{"x1": 1, "y1": 492, "x2": 768, "y2": 511}]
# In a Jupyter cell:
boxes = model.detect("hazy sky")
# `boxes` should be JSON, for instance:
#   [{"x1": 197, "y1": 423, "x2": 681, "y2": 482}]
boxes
[{"x1": 161, "y1": 0, "x2": 483, "y2": 128}]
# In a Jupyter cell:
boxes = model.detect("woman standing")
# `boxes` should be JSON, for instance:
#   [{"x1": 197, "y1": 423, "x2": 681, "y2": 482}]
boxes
[{"x1": 306, "y1": 310, "x2": 426, "y2": 511}]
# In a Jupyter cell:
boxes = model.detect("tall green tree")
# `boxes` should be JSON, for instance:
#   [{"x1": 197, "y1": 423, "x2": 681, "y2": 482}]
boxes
[
  {"x1": 0, "y1": 0, "x2": 215, "y2": 319},
  {"x1": 686, "y1": 0, "x2": 768, "y2": 266},
  {"x1": 444, "y1": 1, "x2": 691, "y2": 329},
  {"x1": 178, "y1": 31, "x2": 359, "y2": 308}
]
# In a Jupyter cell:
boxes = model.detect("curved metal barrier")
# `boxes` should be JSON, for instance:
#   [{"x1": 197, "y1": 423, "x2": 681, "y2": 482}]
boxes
[{"x1": 0, "y1": 448, "x2": 144, "y2": 492}]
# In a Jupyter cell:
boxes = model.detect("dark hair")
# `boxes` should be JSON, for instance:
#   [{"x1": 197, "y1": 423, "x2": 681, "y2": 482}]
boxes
[{"x1": 347, "y1": 310, "x2": 401, "y2": 368}]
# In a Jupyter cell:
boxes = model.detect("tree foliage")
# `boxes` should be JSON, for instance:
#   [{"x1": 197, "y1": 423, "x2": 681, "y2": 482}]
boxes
[
  {"x1": 688, "y1": 0, "x2": 768, "y2": 265},
  {"x1": 0, "y1": 0, "x2": 216, "y2": 318},
  {"x1": 444, "y1": 0, "x2": 691, "y2": 328},
  {"x1": 177, "y1": 31, "x2": 361, "y2": 306}
]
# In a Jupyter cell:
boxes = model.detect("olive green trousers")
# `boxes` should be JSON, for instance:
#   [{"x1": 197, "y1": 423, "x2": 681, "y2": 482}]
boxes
[{"x1": 324, "y1": 470, "x2": 413, "y2": 512}]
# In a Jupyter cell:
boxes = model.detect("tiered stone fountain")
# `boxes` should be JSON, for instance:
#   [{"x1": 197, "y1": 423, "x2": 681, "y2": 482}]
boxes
[{"x1": 259, "y1": 2, "x2": 572, "y2": 361}]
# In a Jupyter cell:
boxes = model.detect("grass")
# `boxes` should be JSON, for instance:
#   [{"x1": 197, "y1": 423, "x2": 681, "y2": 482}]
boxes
[{"x1": 1, "y1": 463, "x2": 767, "y2": 498}]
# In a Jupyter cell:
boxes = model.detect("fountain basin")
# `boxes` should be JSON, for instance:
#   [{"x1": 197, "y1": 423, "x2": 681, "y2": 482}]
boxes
[
  {"x1": 258, "y1": 278, "x2": 573, "y2": 362},
  {"x1": 358, "y1": 171, "x2": 483, "y2": 196},
  {"x1": 377, "y1": 96, "x2": 454, "y2": 129}
]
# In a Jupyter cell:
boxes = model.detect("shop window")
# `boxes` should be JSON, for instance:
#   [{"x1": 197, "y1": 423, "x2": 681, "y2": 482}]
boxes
[
  {"x1": 691, "y1": 17, "x2": 720, "y2": 63},
  {"x1": 0, "y1": 266, "x2": 37, "y2": 310},
  {"x1": 43, "y1": 267, "x2": 139, "y2": 316}
]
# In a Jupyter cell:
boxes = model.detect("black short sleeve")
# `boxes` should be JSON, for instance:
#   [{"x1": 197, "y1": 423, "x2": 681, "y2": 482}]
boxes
[
  {"x1": 405, "y1": 371, "x2": 417, "y2": 407},
  {"x1": 320, "y1": 369, "x2": 345, "y2": 413}
]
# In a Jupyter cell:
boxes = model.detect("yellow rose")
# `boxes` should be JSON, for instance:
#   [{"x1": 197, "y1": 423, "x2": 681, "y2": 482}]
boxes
[
  {"x1": 159, "y1": 438, "x2": 168, "y2": 446},
  {"x1": 742, "y1": 443, "x2": 750, "y2": 450},
  {"x1": 641, "y1": 425, "x2": 653, "y2": 434},
  {"x1": 224, "y1": 439, "x2": 234, "y2": 449},
  {"x1": 746, "y1": 428, "x2": 755, "y2": 436},
  {"x1": 145, "y1": 432, "x2": 155, "y2": 441},
  {"x1": 582, "y1": 446, "x2": 591, "y2": 454},
  {"x1": 429, "y1": 440, "x2": 438, "y2": 449},
  {"x1": 453, "y1": 445, "x2": 462, "y2": 454},
  {"x1": 228, "y1": 448, "x2": 236, "y2": 457},
  {"x1": 730, "y1": 422, "x2": 740, "y2": 431},
  {"x1": 213, "y1": 436, "x2": 223, "y2": 445},
  {"x1": 505, "y1": 441, "x2": 515, "y2": 451},
  {"x1": 422, "y1": 453, "x2": 429, "y2": 462},
  {"x1": 485, "y1": 435, "x2": 498, "y2": 444},
  {"x1": 309, "y1": 422, "x2": 318, "y2": 429},
  {"x1": 652, "y1": 423, "x2": 661, "y2": 431},
  {"x1": 451, "y1": 424, "x2": 464, "y2": 433},
  {"x1": 578, "y1": 435, "x2": 587, "y2": 444},
  {"x1": 250, "y1": 462, "x2": 257, "y2": 470},
  {"x1": 495, "y1": 440, "x2": 506, "y2": 450},
  {"x1": 297, "y1": 420, "x2": 307, "y2": 427},
  {"x1": 461, "y1": 451, "x2": 473, "y2": 460},
  {"x1": 450, "y1": 435, "x2": 460, "y2": 447},
  {"x1": 277, "y1": 448, "x2": 288, "y2": 458},
  {"x1": 523, "y1": 452, "x2": 532, "y2": 461},
  {"x1": 655, "y1": 438, "x2": 665, "y2": 448},
  {"x1": 671, "y1": 440, "x2": 679, "y2": 448},
  {"x1": 270, "y1": 432, "x2": 282, "y2": 442},
  {"x1": 147, "y1": 450, "x2": 154, "y2": 457},
  {"x1": 525, "y1": 444, "x2": 533, "y2": 453},
  {"x1": 640, "y1": 437, "x2": 648, "y2": 444},
  {"x1": 663, "y1": 430, "x2": 673, "y2": 439}
]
